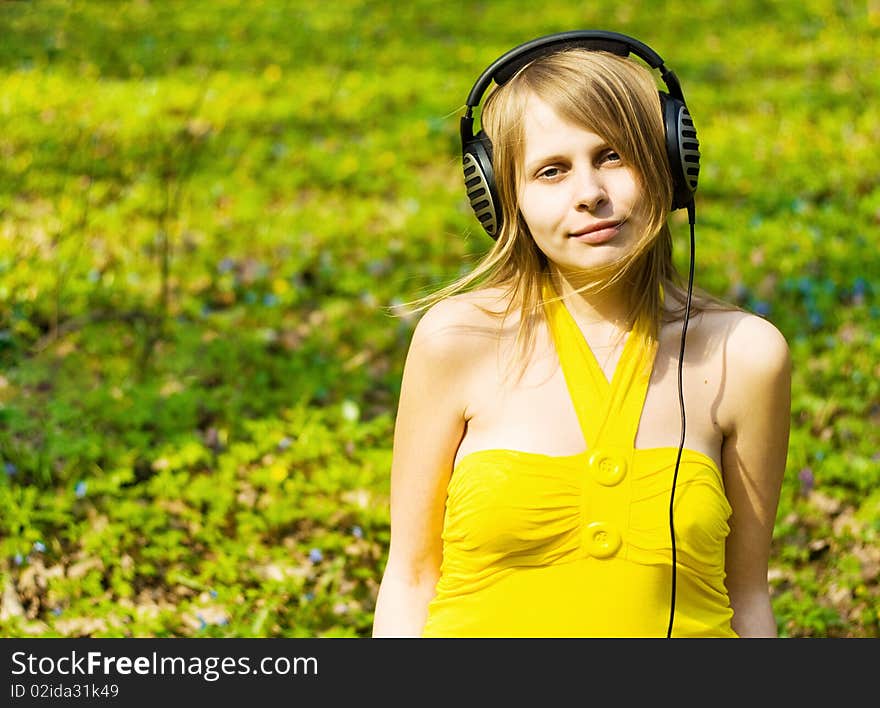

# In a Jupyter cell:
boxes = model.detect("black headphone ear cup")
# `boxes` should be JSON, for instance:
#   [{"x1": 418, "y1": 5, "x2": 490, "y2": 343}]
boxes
[
  {"x1": 660, "y1": 92, "x2": 700, "y2": 210},
  {"x1": 462, "y1": 130, "x2": 501, "y2": 238}
]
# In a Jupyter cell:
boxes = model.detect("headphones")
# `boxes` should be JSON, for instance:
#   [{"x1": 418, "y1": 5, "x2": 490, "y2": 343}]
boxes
[
  {"x1": 460, "y1": 29, "x2": 700, "y2": 238},
  {"x1": 460, "y1": 30, "x2": 703, "y2": 639}
]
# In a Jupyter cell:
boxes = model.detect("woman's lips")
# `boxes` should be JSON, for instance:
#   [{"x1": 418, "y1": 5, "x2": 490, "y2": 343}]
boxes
[{"x1": 568, "y1": 221, "x2": 623, "y2": 244}]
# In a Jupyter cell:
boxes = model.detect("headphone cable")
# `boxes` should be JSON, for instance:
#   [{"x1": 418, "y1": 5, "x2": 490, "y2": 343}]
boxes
[{"x1": 666, "y1": 200, "x2": 696, "y2": 638}]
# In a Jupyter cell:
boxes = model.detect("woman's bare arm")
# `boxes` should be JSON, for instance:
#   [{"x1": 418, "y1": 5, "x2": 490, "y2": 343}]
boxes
[
  {"x1": 721, "y1": 314, "x2": 792, "y2": 638},
  {"x1": 372, "y1": 300, "x2": 476, "y2": 637}
]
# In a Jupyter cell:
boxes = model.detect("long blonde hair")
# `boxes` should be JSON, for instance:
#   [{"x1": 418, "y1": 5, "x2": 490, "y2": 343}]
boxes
[{"x1": 404, "y1": 48, "x2": 742, "y2": 373}]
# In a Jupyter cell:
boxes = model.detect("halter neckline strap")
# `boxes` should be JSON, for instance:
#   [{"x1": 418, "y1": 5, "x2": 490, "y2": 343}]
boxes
[{"x1": 541, "y1": 277, "x2": 659, "y2": 450}]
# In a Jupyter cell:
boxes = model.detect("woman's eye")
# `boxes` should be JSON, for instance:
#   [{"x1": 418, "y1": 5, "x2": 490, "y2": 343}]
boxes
[
  {"x1": 538, "y1": 167, "x2": 561, "y2": 179},
  {"x1": 601, "y1": 150, "x2": 622, "y2": 164}
]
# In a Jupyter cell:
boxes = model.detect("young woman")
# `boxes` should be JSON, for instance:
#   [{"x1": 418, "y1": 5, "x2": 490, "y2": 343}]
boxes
[{"x1": 372, "y1": 32, "x2": 791, "y2": 638}]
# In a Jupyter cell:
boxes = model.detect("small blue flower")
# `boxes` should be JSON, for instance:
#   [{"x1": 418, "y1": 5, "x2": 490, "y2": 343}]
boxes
[
  {"x1": 75, "y1": 481, "x2": 87, "y2": 498},
  {"x1": 210, "y1": 589, "x2": 218, "y2": 599},
  {"x1": 852, "y1": 277, "x2": 867, "y2": 297},
  {"x1": 218, "y1": 258, "x2": 236, "y2": 273},
  {"x1": 304, "y1": 592, "x2": 315, "y2": 602},
  {"x1": 352, "y1": 525, "x2": 364, "y2": 539},
  {"x1": 754, "y1": 301, "x2": 771, "y2": 317},
  {"x1": 263, "y1": 293, "x2": 278, "y2": 307},
  {"x1": 808, "y1": 311, "x2": 824, "y2": 329},
  {"x1": 798, "y1": 467, "x2": 814, "y2": 495},
  {"x1": 33, "y1": 541, "x2": 46, "y2": 553},
  {"x1": 197, "y1": 613, "x2": 207, "y2": 630},
  {"x1": 367, "y1": 260, "x2": 388, "y2": 277},
  {"x1": 796, "y1": 277, "x2": 813, "y2": 296},
  {"x1": 13, "y1": 553, "x2": 23, "y2": 566},
  {"x1": 308, "y1": 548, "x2": 323, "y2": 563},
  {"x1": 4, "y1": 462, "x2": 17, "y2": 476},
  {"x1": 51, "y1": 607, "x2": 62, "y2": 616},
  {"x1": 277, "y1": 437, "x2": 292, "y2": 451}
]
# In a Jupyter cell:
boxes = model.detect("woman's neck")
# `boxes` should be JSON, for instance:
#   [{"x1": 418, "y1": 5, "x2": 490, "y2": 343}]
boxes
[{"x1": 549, "y1": 267, "x2": 633, "y2": 335}]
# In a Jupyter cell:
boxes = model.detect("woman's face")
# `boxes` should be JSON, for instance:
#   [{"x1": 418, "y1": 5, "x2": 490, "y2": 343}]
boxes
[{"x1": 516, "y1": 94, "x2": 647, "y2": 274}]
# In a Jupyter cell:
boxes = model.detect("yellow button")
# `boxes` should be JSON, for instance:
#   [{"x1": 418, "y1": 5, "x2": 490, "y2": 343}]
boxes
[
  {"x1": 588, "y1": 450, "x2": 627, "y2": 486},
  {"x1": 586, "y1": 521, "x2": 621, "y2": 558}
]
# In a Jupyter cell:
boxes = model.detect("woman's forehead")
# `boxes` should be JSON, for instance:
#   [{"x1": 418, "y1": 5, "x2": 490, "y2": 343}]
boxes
[{"x1": 521, "y1": 95, "x2": 607, "y2": 160}]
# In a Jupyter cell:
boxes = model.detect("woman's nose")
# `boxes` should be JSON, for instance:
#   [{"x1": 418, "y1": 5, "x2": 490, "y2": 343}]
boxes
[{"x1": 574, "y1": 169, "x2": 608, "y2": 212}]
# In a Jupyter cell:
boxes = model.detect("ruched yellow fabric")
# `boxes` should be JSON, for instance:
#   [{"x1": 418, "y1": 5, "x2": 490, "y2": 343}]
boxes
[{"x1": 422, "y1": 280, "x2": 737, "y2": 637}]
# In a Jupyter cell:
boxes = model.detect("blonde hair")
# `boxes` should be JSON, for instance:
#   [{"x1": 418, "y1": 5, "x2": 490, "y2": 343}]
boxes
[{"x1": 405, "y1": 48, "x2": 742, "y2": 374}]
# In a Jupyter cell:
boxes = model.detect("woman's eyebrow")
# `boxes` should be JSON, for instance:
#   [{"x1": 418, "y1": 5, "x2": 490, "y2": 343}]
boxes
[{"x1": 525, "y1": 154, "x2": 567, "y2": 173}]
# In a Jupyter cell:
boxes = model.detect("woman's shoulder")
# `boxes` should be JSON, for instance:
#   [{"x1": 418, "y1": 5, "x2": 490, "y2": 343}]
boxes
[
  {"x1": 723, "y1": 312, "x2": 792, "y2": 400},
  {"x1": 690, "y1": 308, "x2": 792, "y2": 432},
  {"x1": 410, "y1": 286, "x2": 516, "y2": 348},
  {"x1": 657, "y1": 306, "x2": 790, "y2": 436},
  {"x1": 661, "y1": 286, "x2": 789, "y2": 370},
  {"x1": 697, "y1": 308, "x2": 790, "y2": 374},
  {"x1": 403, "y1": 286, "x2": 519, "y2": 396}
]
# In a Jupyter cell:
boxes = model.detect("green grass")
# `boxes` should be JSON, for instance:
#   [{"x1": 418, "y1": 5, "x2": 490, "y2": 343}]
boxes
[{"x1": 0, "y1": 0, "x2": 878, "y2": 637}]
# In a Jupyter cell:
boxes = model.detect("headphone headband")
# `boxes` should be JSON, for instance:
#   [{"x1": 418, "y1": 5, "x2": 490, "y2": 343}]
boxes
[{"x1": 464, "y1": 30, "x2": 684, "y2": 112}]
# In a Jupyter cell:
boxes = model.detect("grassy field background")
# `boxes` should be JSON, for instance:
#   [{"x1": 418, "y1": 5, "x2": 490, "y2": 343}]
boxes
[{"x1": 0, "y1": 0, "x2": 878, "y2": 637}]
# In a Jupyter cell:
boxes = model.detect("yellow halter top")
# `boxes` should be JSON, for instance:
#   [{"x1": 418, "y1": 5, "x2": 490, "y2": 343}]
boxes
[{"x1": 422, "y1": 279, "x2": 737, "y2": 638}]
